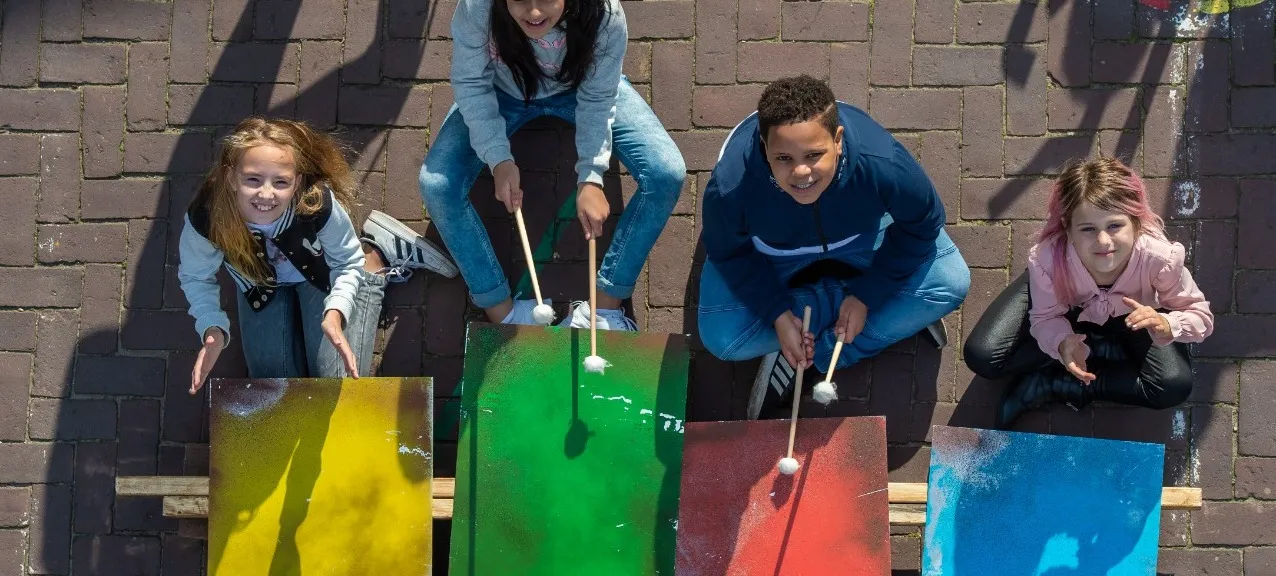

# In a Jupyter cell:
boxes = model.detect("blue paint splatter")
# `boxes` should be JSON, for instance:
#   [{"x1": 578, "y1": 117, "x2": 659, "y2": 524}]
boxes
[{"x1": 922, "y1": 427, "x2": 1164, "y2": 576}]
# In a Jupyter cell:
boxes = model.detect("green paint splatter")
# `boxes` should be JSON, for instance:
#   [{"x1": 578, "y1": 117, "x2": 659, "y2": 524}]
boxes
[{"x1": 451, "y1": 324, "x2": 688, "y2": 575}]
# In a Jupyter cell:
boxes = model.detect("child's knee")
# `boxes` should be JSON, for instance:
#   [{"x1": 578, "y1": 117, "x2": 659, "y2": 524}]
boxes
[
  {"x1": 962, "y1": 335, "x2": 1005, "y2": 380},
  {"x1": 418, "y1": 164, "x2": 452, "y2": 200},
  {"x1": 1148, "y1": 372, "x2": 1193, "y2": 409},
  {"x1": 642, "y1": 161, "x2": 687, "y2": 208},
  {"x1": 698, "y1": 311, "x2": 746, "y2": 361}
]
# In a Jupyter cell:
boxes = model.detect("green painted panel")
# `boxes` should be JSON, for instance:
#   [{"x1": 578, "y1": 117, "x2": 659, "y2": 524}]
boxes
[{"x1": 451, "y1": 323, "x2": 689, "y2": 575}]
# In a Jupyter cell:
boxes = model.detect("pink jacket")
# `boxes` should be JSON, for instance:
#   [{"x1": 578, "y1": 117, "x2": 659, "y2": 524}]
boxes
[{"x1": 1027, "y1": 233, "x2": 1214, "y2": 361}]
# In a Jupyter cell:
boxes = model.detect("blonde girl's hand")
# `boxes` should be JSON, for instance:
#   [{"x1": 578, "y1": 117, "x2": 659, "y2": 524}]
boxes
[
  {"x1": 1121, "y1": 296, "x2": 1172, "y2": 340},
  {"x1": 191, "y1": 327, "x2": 225, "y2": 394},
  {"x1": 322, "y1": 310, "x2": 360, "y2": 379},
  {"x1": 493, "y1": 160, "x2": 523, "y2": 212},
  {"x1": 1057, "y1": 333, "x2": 1095, "y2": 384},
  {"x1": 576, "y1": 182, "x2": 609, "y2": 240}
]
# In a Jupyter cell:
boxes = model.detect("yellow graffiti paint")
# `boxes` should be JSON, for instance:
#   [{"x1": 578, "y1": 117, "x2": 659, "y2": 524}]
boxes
[
  {"x1": 209, "y1": 378, "x2": 433, "y2": 575},
  {"x1": 1198, "y1": 0, "x2": 1268, "y2": 14}
]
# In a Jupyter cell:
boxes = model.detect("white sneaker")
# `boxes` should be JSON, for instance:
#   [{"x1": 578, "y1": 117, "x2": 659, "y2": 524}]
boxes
[
  {"x1": 501, "y1": 298, "x2": 553, "y2": 326},
  {"x1": 557, "y1": 301, "x2": 638, "y2": 331},
  {"x1": 362, "y1": 210, "x2": 459, "y2": 279}
]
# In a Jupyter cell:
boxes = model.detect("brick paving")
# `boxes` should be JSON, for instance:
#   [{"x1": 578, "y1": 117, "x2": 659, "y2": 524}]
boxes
[{"x1": 0, "y1": 0, "x2": 1274, "y2": 573}]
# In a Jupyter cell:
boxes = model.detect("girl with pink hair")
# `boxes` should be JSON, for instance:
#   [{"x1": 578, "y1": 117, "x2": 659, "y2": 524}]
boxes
[{"x1": 963, "y1": 156, "x2": 1214, "y2": 429}]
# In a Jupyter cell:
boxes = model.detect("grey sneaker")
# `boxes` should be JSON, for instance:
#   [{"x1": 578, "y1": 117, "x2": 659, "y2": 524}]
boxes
[
  {"x1": 558, "y1": 301, "x2": 638, "y2": 331},
  {"x1": 502, "y1": 298, "x2": 554, "y2": 326},
  {"x1": 362, "y1": 210, "x2": 459, "y2": 279}
]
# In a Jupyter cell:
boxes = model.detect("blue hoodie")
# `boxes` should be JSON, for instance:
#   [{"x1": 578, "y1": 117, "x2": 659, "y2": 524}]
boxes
[{"x1": 701, "y1": 102, "x2": 947, "y2": 324}]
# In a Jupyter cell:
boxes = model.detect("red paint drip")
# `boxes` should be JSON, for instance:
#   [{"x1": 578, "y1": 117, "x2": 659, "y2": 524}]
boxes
[{"x1": 1138, "y1": 0, "x2": 1171, "y2": 10}]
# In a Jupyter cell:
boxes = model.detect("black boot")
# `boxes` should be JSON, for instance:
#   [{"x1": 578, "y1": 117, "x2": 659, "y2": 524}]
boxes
[{"x1": 996, "y1": 365, "x2": 1092, "y2": 430}]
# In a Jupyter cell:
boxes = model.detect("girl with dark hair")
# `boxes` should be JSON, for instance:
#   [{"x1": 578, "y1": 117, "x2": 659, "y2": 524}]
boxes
[
  {"x1": 963, "y1": 156, "x2": 1214, "y2": 429},
  {"x1": 420, "y1": 0, "x2": 686, "y2": 330}
]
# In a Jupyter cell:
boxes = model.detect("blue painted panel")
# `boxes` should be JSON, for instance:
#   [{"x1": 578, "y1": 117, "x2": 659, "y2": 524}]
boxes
[{"x1": 922, "y1": 426, "x2": 1164, "y2": 576}]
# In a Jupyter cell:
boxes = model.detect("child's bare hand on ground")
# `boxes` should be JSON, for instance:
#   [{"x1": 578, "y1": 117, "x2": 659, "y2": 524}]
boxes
[
  {"x1": 1057, "y1": 333, "x2": 1095, "y2": 384},
  {"x1": 190, "y1": 327, "x2": 225, "y2": 394},
  {"x1": 576, "y1": 183, "x2": 610, "y2": 240},
  {"x1": 493, "y1": 160, "x2": 523, "y2": 212},
  {"x1": 322, "y1": 310, "x2": 360, "y2": 379},
  {"x1": 774, "y1": 311, "x2": 814, "y2": 370}
]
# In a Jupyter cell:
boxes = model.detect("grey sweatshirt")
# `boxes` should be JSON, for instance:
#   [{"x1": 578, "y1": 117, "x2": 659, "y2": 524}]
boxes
[
  {"x1": 450, "y1": 0, "x2": 628, "y2": 186},
  {"x1": 177, "y1": 190, "x2": 365, "y2": 344}
]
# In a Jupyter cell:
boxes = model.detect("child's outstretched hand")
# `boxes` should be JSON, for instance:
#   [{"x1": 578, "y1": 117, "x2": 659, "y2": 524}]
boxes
[
  {"x1": 1121, "y1": 296, "x2": 1172, "y2": 340},
  {"x1": 493, "y1": 160, "x2": 523, "y2": 212},
  {"x1": 773, "y1": 310, "x2": 814, "y2": 370},
  {"x1": 1057, "y1": 333, "x2": 1095, "y2": 384},
  {"x1": 190, "y1": 327, "x2": 225, "y2": 394},
  {"x1": 576, "y1": 182, "x2": 609, "y2": 240},
  {"x1": 322, "y1": 310, "x2": 360, "y2": 379}
]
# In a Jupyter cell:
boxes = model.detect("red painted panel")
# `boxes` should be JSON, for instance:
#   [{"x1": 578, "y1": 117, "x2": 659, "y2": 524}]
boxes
[{"x1": 676, "y1": 416, "x2": 890, "y2": 575}]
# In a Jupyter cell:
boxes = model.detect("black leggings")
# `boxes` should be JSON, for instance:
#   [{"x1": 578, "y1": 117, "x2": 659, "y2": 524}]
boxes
[{"x1": 963, "y1": 271, "x2": 1193, "y2": 410}]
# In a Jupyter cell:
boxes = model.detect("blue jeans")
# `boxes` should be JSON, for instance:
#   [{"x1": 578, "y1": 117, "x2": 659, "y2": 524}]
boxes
[
  {"x1": 419, "y1": 79, "x2": 685, "y2": 308},
  {"x1": 236, "y1": 270, "x2": 386, "y2": 378},
  {"x1": 698, "y1": 229, "x2": 970, "y2": 370}
]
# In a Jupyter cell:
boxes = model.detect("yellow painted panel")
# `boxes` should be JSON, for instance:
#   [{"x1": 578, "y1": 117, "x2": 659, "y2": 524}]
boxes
[{"x1": 209, "y1": 377, "x2": 433, "y2": 575}]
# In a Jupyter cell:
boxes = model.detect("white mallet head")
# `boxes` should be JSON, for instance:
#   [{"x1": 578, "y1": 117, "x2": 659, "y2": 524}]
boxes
[
  {"x1": 583, "y1": 355, "x2": 609, "y2": 374},
  {"x1": 812, "y1": 380, "x2": 838, "y2": 405},
  {"x1": 532, "y1": 303, "x2": 556, "y2": 325},
  {"x1": 777, "y1": 457, "x2": 800, "y2": 475}
]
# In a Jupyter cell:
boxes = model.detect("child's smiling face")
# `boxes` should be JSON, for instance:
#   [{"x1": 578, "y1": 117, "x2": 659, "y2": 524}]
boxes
[
  {"x1": 236, "y1": 144, "x2": 299, "y2": 225},
  {"x1": 763, "y1": 120, "x2": 844, "y2": 205},
  {"x1": 506, "y1": 0, "x2": 565, "y2": 39},
  {"x1": 1069, "y1": 201, "x2": 1137, "y2": 284}
]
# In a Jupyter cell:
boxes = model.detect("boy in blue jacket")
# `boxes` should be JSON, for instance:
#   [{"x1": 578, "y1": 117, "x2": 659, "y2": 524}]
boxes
[{"x1": 699, "y1": 75, "x2": 970, "y2": 419}]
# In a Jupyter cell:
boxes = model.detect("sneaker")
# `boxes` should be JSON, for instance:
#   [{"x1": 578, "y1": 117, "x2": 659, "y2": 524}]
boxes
[
  {"x1": 923, "y1": 317, "x2": 949, "y2": 349},
  {"x1": 747, "y1": 351, "x2": 797, "y2": 420},
  {"x1": 501, "y1": 298, "x2": 554, "y2": 326},
  {"x1": 362, "y1": 210, "x2": 459, "y2": 279},
  {"x1": 558, "y1": 301, "x2": 638, "y2": 331}
]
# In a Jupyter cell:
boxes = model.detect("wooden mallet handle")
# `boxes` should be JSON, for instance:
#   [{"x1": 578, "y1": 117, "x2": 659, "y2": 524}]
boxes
[
  {"x1": 589, "y1": 237, "x2": 597, "y2": 356},
  {"x1": 513, "y1": 208, "x2": 544, "y2": 305},
  {"x1": 786, "y1": 306, "x2": 813, "y2": 459}
]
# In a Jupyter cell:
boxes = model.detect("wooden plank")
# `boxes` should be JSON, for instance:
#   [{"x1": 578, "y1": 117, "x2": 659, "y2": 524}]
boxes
[
  {"x1": 119, "y1": 476, "x2": 454, "y2": 498},
  {"x1": 889, "y1": 504, "x2": 926, "y2": 526},
  {"x1": 164, "y1": 496, "x2": 456, "y2": 521},
  {"x1": 886, "y1": 483, "x2": 1202, "y2": 510},
  {"x1": 135, "y1": 478, "x2": 1202, "y2": 517},
  {"x1": 887, "y1": 482, "x2": 926, "y2": 504},
  {"x1": 117, "y1": 476, "x2": 208, "y2": 496},
  {"x1": 164, "y1": 496, "x2": 208, "y2": 518}
]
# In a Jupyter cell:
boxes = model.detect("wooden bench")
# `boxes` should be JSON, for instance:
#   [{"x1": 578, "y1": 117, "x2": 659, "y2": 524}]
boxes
[{"x1": 116, "y1": 476, "x2": 1202, "y2": 532}]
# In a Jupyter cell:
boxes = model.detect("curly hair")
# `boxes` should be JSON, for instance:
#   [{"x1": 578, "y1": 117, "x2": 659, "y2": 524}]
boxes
[{"x1": 757, "y1": 75, "x2": 839, "y2": 140}]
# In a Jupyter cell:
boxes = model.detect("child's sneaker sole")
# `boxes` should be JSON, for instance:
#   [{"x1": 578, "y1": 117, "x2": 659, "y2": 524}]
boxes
[{"x1": 366, "y1": 210, "x2": 459, "y2": 278}]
